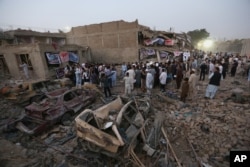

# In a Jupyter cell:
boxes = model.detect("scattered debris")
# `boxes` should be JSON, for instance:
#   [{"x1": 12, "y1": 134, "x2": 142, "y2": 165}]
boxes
[
  {"x1": 7, "y1": 87, "x2": 96, "y2": 135},
  {"x1": 0, "y1": 79, "x2": 72, "y2": 105},
  {"x1": 0, "y1": 72, "x2": 249, "y2": 167}
]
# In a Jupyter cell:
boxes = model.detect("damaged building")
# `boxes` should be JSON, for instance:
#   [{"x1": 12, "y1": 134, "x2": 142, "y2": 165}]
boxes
[
  {"x1": 0, "y1": 29, "x2": 91, "y2": 79},
  {"x1": 66, "y1": 19, "x2": 193, "y2": 63},
  {"x1": 0, "y1": 20, "x2": 192, "y2": 79}
]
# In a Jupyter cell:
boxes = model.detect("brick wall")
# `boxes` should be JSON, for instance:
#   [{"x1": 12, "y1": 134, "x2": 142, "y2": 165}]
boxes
[{"x1": 66, "y1": 20, "x2": 140, "y2": 63}]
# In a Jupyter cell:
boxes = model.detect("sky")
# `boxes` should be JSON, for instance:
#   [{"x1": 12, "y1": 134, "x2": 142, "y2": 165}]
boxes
[{"x1": 0, "y1": 0, "x2": 249, "y2": 40}]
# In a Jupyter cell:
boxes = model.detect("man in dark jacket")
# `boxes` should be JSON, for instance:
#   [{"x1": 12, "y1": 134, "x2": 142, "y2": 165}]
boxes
[
  {"x1": 222, "y1": 60, "x2": 228, "y2": 79},
  {"x1": 100, "y1": 73, "x2": 111, "y2": 98},
  {"x1": 205, "y1": 66, "x2": 221, "y2": 99},
  {"x1": 230, "y1": 60, "x2": 238, "y2": 77},
  {"x1": 199, "y1": 61, "x2": 207, "y2": 81}
]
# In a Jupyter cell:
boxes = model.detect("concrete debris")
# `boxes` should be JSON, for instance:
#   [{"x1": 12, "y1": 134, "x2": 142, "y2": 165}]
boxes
[{"x1": 0, "y1": 69, "x2": 249, "y2": 167}]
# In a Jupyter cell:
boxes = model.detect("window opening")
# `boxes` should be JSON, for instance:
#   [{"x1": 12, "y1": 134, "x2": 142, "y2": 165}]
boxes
[{"x1": 16, "y1": 54, "x2": 33, "y2": 70}]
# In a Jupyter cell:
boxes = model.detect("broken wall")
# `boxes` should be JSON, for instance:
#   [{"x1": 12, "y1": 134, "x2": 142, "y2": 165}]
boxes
[
  {"x1": 91, "y1": 48, "x2": 138, "y2": 63},
  {"x1": 67, "y1": 20, "x2": 140, "y2": 63},
  {"x1": 0, "y1": 44, "x2": 41, "y2": 79},
  {"x1": 241, "y1": 39, "x2": 250, "y2": 58},
  {"x1": 0, "y1": 43, "x2": 88, "y2": 79}
]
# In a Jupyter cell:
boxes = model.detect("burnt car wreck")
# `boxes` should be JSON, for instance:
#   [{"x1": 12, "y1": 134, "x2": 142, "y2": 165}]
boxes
[
  {"x1": 1, "y1": 88, "x2": 183, "y2": 166},
  {"x1": 75, "y1": 96, "x2": 163, "y2": 166},
  {"x1": 10, "y1": 87, "x2": 96, "y2": 135},
  {"x1": 0, "y1": 78, "x2": 73, "y2": 105}
]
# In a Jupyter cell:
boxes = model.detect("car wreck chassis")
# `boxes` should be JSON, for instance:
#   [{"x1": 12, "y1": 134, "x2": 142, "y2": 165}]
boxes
[{"x1": 75, "y1": 96, "x2": 155, "y2": 166}]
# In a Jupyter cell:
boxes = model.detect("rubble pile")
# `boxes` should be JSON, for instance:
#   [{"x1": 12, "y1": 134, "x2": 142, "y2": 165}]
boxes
[
  {"x1": 162, "y1": 99, "x2": 249, "y2": 166},
  {"x1": 0, "y1": 74, "x2": 249, "y2": 167},
  {"x1": 152, "y1": 78, "x2": 250, "y2": 166}
]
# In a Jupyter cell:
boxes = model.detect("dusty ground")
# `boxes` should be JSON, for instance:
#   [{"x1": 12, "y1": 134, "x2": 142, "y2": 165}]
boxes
[{"x1": 0, "y1": 72, "x2": 249, "y2": 167}]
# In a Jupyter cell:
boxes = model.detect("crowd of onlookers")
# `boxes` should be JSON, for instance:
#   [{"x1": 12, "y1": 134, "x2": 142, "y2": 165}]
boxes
[{"x1": 63, "y1": 52, "x2": 250, "y2": 101}]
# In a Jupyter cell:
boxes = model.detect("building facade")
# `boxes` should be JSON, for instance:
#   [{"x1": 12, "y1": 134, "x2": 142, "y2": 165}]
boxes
[
  {"x1": 0, "y1": 20, "x2": 193, "y2": 80},
  {"x1": 0, "y1": 29, "x2": 91, "y2": 79},
  {"x1": 66, "y1": 20, "x2": 140, "y2": 63},
  {"x1": 66, "y1": 20, "x2": 192, "y2": 64}
]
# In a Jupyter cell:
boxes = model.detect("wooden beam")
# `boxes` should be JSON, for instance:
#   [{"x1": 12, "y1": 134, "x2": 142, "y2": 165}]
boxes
[
  {"x1": 161, "y1": 127, "x2": 182, "y2": 167},
  {"x1": 186, "y1": 136, "x2": 202, "y2": 167}
]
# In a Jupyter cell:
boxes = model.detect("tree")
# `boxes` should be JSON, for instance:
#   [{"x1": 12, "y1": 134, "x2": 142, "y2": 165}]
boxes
[{"x1": 187, "y1": 29, "x2": 210, "y2": 47}]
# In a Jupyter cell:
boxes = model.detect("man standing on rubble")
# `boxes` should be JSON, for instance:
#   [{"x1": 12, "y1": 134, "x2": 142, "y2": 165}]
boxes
[
  {"x1": 123, "y1": 72, "x2": 133, "y2": 96},
  {"x1": 205, "y1": 66, "x2": 221, "y2": 99},
  {"x1": 75, "y1": 63, "x2": 82, "y2": 88},
  {"x1": 230, "y1": 59, "x2": 238, "y2": 77},
  {"x1": 100, "y1": 73, "x2": 111, "y2": 98},
  {"x1": 208, "y1": 60, "x2": 215, "y2": 77},
  {"x1": 127, "y1": 65, "x2": 136, "y2": 90},
  {"x1": 175, "y1": 63, "x2": 183, "y2": 89},
  {"x1": 159, "y1": 68, "x2": 167, "y2": 92},
  {"x1": 199, "y1": 61, "x2": 207, "y2": 81},
  {"x1": 188, "y1": 69, "x2": 198, "y2": 101},
  {"x1": 20, "y1": 61, "x2": 29, "y2": 80},
  {"x1": 146, "y1": 69, "x2": 153, "y2": 97},
  {"x1": 121, "y1": 62, "x2": 127, "y2": 77}
]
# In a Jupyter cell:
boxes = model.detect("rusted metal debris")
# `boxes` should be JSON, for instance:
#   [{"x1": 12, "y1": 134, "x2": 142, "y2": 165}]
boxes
[
  {"x1": 75, "y1": 96, "x2": 147, "y2": 153},
  {"x1": 0, "y1": 78, "x2": 73, "y2": 105},
  {"x1": 75, "y1": 96, "x2": 154, "y2": 166},
  {"x1": 7, "y1": 87, "x2": 96, "y2": 135}
]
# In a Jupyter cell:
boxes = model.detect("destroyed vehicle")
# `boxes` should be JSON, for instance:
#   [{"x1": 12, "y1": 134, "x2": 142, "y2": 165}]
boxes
[
  {"x1": 75, "y1": 96, "x2": 151, "y2": 157},
  {"x1": 1, "y1": 78, "x2": 72, "y2": 105},
  {"x1": 14, "y1": 87, "x2": 96, "y2": 135}
]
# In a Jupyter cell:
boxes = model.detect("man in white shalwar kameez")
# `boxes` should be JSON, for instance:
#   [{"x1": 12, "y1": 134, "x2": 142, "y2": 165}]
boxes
[
  {"x1": 20, "y1": 61, "x2": 29, "y2": 80},
  {"x1": 146, "y1": 69, "x2": 153, "y2": 96}
]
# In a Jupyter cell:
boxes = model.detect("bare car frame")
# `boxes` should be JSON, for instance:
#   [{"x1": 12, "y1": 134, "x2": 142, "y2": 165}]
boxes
[
  {"x1": 75, "y1": 96, "x2": 153, "y2": 166},
  {"x1": 1, "y1": 78, "x2": 73, "y2": 105},
  {"x1": 14, "y1": 87, "x2": 96, "y2": 135}
]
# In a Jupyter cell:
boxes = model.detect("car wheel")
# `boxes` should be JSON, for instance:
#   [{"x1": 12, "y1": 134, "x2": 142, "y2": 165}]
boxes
[{"x1": 61, "y1": 113, "x2": 72, "y2": 126}]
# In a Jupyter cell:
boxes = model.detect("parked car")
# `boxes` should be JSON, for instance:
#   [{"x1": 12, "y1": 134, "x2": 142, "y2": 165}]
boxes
[
  {"x1": 1, "y1": 78, "x2": 73, "y2": 105},
  {"x1": 14, "y1": 87, "x2": 96, "y2": 135}
]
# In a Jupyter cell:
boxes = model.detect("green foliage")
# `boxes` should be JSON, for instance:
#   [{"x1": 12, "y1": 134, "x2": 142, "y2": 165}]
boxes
[{"x1": 187, "y1": 29, "x2": 210, "y2": 46}]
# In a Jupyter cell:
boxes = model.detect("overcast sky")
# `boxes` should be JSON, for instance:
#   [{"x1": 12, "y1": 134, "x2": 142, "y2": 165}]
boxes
[{"x1": 0, "y1": 0, "x2": 249, "y2": 40}]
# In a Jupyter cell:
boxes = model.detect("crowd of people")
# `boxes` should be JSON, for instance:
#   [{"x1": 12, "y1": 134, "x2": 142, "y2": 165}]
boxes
[
  {"x1": 64, "y1": 62, "x2": 117, "y2": 97},
  {"x1": 63, "y1": 52, "x2": 250, "y2": 102}
]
